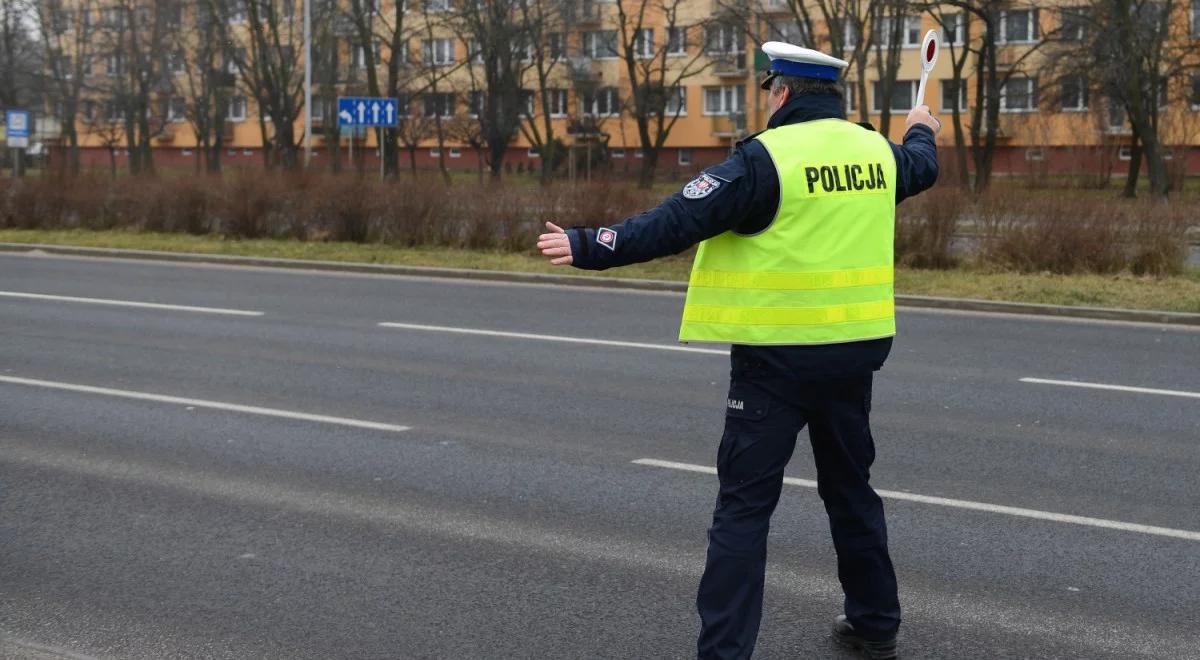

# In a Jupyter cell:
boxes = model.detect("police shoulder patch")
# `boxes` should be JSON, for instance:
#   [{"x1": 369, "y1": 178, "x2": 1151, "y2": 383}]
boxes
[
  {"x1": 596, "y1": 227, "x2": 617, "y2": 251},
  {"x1": 682, "y1": 173, "x2": 722, "y2": 200}
]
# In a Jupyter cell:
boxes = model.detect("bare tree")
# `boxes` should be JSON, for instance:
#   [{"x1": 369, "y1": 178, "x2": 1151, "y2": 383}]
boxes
[
  {"x1": 1042, "y1": 0, "x2": 1195, "y2": 197},
  {"x1": 35, "y1": 0, "x2": 95, "y2": 174},
  {"x1": 454, "y1": 0, "x2": 530, "y2": 180},
  {"x1": 395, "y1": 92, "x2": 434, "y2": 176},
  {"x1": 615, "y1": 0, "x2": 710, "y2": 188},
  {"x1": 514, "y1": 0, "x2": 565, "y2": 183},
  {"x1": 176, "y1": 0, "x2": 236, "y2": 173}
]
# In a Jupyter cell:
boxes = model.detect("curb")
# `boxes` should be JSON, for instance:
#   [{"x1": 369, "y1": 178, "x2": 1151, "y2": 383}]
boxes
[{"x1": 3, "y1": 242, "x2": 1199, "y2": 327}]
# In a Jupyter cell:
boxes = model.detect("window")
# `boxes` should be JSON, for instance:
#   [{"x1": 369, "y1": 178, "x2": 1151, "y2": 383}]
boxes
[
  {"x1": 310, "y1": 101, "x2": 324, "y2": 120},
  {"x1": 430, "y1": 148, "x2": 441, "y2": 157},
  {"x1": 678, "y1": 148, "x2": 693, "y2": 165},
  {"x1": 941, "y1": 79, "x2": 967, "y2": 112},
  {"x1": 424, "y1": 92, "x2": 455, "y2": 117},
  {"x1": 169, "y1": 49, "x2": 186, "y2": 74},
  {"x1": 1193, "y1": 0, "x2": 1200, "y2": 38},
  {"x1": 548, "y1": 88, "x2": 569, "y2": 117},
  {"x1": 703, "y1": 85, "x2": 745, "y2": 115},
  {"x1": 53, "y1": 54, "x2": 73, "y2": 79},
  {"x1": 101, "y1": 7, "x2": 124, "y2": 28},
  {"x1": 1000, "y1": 9, "x2": 1038, "y2": 43},
  {"x1": 53, "y1": 9, "x2": 73, "y2": 32},
  {"x1": 767, "y1": 19, "x2": 804, "y2": 45},
  {"x1": 1154, "y1": 77, "x2": 1169, "y2": 108},
  {"x1": 227, "y1": 95, "x2": 247, "y2": 120},
  {"x1": 1000, "y1": 77, "x2": 1037, "y2": 111},
  {"x1": 667, "y1": 26, "x2": 688, "y2": 55},
  {"x1": 468, "y1": 91, "x2": 483, "y2": 117},
  {"x1": 705, "y1": 24, "x2": 743, "y2": 54},
  {"x1": 1025, "y1": 148, "x2": 1045, "y2": 161},
  {"x1": 634, "y1": 148, "x2": 644, "y2": 158},
  {"x1": 878, "y1": 16, "x2": 922, "y2": 46},
  {"x1": 666, "y1": 86, "x2": 687, "y2": 115},
  {"x1": 582, "y1": 87, "x2": 619, "y2": 116},
  {"x1": 549, "y1": 33, "x2": 565, "y2": 60},
  {"x1": 353, "y1": 42, "x2": 381, "y2": 69},
  {"x1": 903, "y1": 16, "x2": 922, "y2": 46},
  {"x1": 1118, "y1": 146, "x2": 1132, "y2": 160},
  {"x1": 941, "y1": 12, "x2": 965, "y2": 46},
  {"x1": 583, "y1": 30, "x2": 618, "y2": 58},
  {"x1": 105, "y1": 53, "x2": 122, "y2": 76},
  {"x1": 168, "y1": 96, "x2": 187, "y2": 122},
  {"x1": 426, "y1": 0, "x2": 451, "y2": 11},
  {"x1": 424, "y1": 39, "x2": 455, "y2": 65},
  {"x1": 468, "y1": 38, "x2": 482, "y2": 64},
  {"x1": 520, "y1": 89, "x2": 535, "y2": 116},
  {"x1": 82, "y1": 100, "x2": 96, "y2": 122},
  {"x1": 633, "y1": 28, "x2": 654, "y2": 59},
  {"x1": 226, "y1": 49, "x2": 245, "y2": 74},
  {"x1": 1061, "y1": 75, "x2": 1088, "y2": 111},
  {"x1": 845, "y1": 84, "x2": 856, "y2": 112},
  {"x1": 841, "y1": 17, "x2": 858, "y2": 49},
  {"x1": 106, "y1": 101, "x2": 122, "y2": 122},
  {"x1": 228, "y1": 0, "x2": 246, "y2": 23},
  {"x1": 1191, "y1": 74, "x2": 1200, "y2": 110},
  {"x1": 872, "y1": 80, "x2": 917, "y2": 112},
  {"x1": 527, "y1": 147, "x2": 540, "y2": 158},
  {"x1": 449, "y1": 148, "x2": 462, "y2": 158},
  {"x1": 611, "y1": 148, "x2": 625, "y2": 158},
  {"x1": 1060, "y1": 7, "x2": 1088, "y2": 41}
]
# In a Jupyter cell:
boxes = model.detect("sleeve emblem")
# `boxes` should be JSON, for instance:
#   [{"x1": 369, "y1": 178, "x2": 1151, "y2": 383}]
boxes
[
  {"x1": 596, "y1": 227, "x2": 618, "y2": 251},
  {"x1": 682, "y1": 173, "x2": 722, "y2": 200}
]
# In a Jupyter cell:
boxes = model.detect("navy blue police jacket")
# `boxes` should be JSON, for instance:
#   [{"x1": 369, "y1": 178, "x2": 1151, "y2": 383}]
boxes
[{"x1": 566, "y1": 92, "x2": 939, "y2": 381}]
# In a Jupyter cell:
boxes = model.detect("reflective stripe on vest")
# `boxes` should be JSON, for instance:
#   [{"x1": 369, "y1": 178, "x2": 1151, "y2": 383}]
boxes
[{"x1": 679, "y1": 119, "x2": 898, "y2": 346}]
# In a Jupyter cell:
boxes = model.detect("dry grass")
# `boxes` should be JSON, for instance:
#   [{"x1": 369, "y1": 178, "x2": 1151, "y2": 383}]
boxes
[{"x1": 1, "y1": 227, "x2": 1197, "y2": 313}]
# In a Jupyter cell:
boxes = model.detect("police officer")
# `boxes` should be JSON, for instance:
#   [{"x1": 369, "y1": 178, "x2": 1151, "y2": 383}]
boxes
[{"x1": 537, "y1": 41, "x2": 939, "y2": 660}]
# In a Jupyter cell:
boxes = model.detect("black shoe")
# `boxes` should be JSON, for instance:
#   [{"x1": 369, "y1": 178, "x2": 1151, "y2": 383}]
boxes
[{"x1": 831, "y1": 615, "x2": 898, "y2": 660}]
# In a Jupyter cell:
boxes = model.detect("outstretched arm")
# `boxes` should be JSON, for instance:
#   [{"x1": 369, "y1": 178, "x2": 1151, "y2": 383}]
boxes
[{"x1": 536, "y1": 148, "x2": 764, "y2": 270}]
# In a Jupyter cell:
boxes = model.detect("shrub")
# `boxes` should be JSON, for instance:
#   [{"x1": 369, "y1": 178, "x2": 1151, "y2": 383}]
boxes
[{"x1": 896, "y1": 187, "x2": 962, "y2": 269}]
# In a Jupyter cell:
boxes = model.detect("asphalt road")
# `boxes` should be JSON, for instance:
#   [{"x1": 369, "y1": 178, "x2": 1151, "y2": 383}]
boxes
[{"x1": 1, "y1": 252, "x2": 1197, "y2": 660}]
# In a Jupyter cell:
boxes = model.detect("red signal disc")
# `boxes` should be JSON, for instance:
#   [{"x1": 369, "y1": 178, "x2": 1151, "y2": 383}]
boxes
[{"x1": 925, "y1": 39, "x2": 937, "y2": 62}]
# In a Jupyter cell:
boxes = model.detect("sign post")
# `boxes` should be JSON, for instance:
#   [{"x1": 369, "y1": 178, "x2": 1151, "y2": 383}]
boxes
[
  {"x1": 6, "y1": 109, "x2": 30, "y2": 178},
  {"x1": 337, "y1": 96, "x2": 398, "y2": 179},
  {"x1": 914, "y1": 30, "x2": 940, "y2": 109}
]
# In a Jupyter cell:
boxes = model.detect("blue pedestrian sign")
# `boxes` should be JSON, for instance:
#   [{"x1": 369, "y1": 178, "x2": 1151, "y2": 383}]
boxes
[
  {"x1": 5, "y1": 109, "x2": 30, "y2": 149},
  {"x1": 337, "y1": 97, "x2": 399, "y2": 128}
]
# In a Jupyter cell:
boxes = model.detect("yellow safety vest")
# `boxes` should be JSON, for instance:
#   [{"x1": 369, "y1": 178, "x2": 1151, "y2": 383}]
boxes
[{"x1": 679, "y1": 118, "x2": 897, "y2": 345}]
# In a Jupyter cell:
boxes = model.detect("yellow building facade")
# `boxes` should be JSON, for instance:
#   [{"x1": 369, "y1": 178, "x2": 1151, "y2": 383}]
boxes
[{"x1": 56, "y1": 0, "x2": 1200, "y2": 174}]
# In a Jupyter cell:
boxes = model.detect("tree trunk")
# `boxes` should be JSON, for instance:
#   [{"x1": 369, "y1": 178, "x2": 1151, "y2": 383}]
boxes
[{"x1": 1122, "y1": 137, "x2": 1141, "y2": 198}]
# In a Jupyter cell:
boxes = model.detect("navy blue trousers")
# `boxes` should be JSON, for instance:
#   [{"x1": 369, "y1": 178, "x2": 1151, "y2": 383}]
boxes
[{"x1": 696, "y1": 357, "x2": 900, "y2": 659}]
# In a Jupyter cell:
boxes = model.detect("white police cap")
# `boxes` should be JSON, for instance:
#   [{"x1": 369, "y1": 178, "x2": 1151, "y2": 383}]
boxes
[{"x1": 760, "y1": 41, "x2": 849, "y2": 90}]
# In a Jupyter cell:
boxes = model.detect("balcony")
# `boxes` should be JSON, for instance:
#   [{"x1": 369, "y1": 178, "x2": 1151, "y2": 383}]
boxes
[
  {"x1": 758, "y1": 0, "x2": 791, "y2": 14},
  {"x1": 711, "y1": 0, "x2": 748, "y2": 16},
  {"x1": 712, "y1": 55, "x2": 748, "y2": 78},
  {"x1": 711, "y1": 111, "x2": 747, "y2": 138},
  {"x1": 566, "y1": 0, "x2": 602, "y2": 25},
  {"x1": 567, "y1": 57, "x2": 602, "y2": 85}
]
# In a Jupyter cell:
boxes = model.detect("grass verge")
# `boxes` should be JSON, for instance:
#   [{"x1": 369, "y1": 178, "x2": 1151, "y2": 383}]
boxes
[{"x1": 2, "y1": 228, "x2": 1198, "y2": 314}]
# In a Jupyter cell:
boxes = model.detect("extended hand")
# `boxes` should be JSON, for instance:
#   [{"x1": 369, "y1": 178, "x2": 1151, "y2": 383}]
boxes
[
  {"x1": 906, "y1": 104, "x2": 941, "y2": 134},
  {"x1": 537, "y1": 221, "x2": 573, "y2": 266}
]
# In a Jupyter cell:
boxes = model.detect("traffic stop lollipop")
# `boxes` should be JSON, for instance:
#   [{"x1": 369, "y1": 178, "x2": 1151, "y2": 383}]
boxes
[{"x1": 914, "y1": 29, "x2": 940, "y2": 109}]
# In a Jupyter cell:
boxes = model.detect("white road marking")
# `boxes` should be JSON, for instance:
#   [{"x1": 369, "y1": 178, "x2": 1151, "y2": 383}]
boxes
[
  {"x1": 632, "y1": 458, "x2": 1200, "y2": 542},
  {"x1": 1020, "y1": 377, "x2": 1200, "y2": 400},
  {"x1": 378, "y1": 321, "x2": 729, "y2": 356},
  {"x1": 0, "y1": 636, "x2": 100, "y2": 660},
  {"x1": 0, "y1": 290, "x2": 264, "y2": 316},
  {"x1": 0, "y1": 376, "x2": 410, "y2": 433}
]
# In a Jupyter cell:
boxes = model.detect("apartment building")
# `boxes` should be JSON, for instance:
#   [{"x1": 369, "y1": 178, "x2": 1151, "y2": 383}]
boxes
[{"x1": 47, "y1": 0, "x2": 1200, "y2": 175}]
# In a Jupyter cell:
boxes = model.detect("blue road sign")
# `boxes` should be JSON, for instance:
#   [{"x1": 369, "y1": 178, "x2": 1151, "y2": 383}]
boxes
[
  {"x1": 337, "y1": 97, "x2": 399, "y2": 128},
  {"x1": 5, "y1": 109, "x2": 30, "y2": 148}
]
